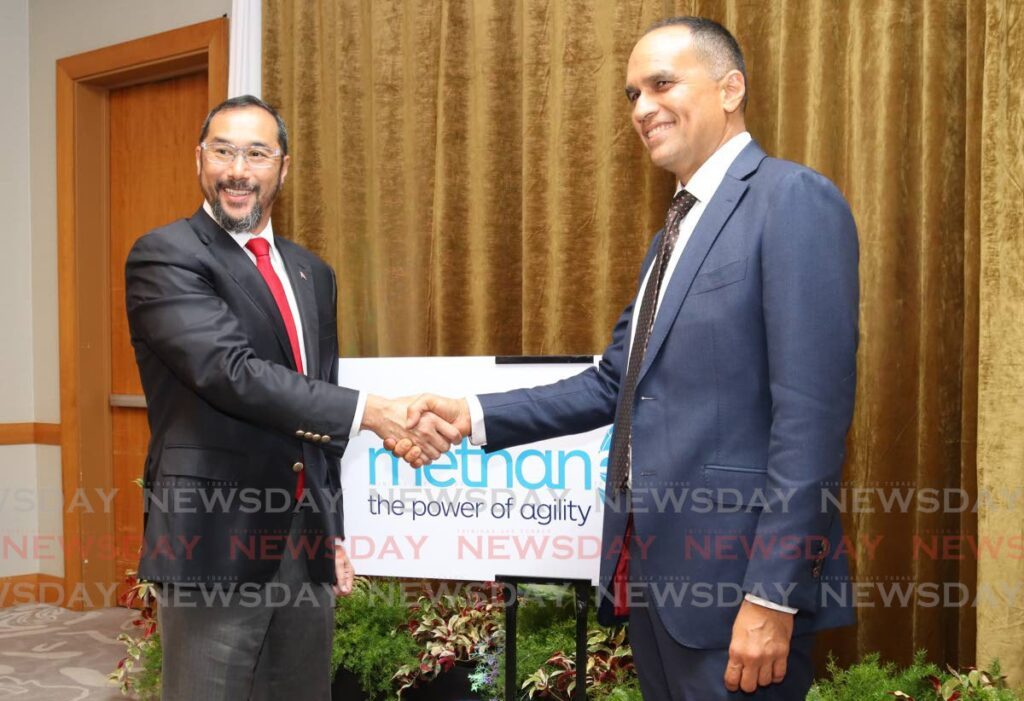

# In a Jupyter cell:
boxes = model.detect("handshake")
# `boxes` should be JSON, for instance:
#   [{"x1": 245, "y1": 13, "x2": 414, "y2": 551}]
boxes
[{"x1": 360, "y1": 394, "x2": 472, "y2": 467}]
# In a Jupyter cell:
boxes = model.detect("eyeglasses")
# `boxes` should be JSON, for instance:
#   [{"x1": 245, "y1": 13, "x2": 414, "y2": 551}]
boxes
[{"x1": 200, "y1": 142, "x2": 283, "y2": 169}]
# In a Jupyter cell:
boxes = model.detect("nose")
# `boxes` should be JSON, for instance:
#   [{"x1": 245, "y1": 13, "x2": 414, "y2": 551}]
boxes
[
  {"x1": 633, "y1": 90, "x2": 657, "y2": 123},
  {"x1": 227, "y1": 151, "x2": 249, "y2": 178}
]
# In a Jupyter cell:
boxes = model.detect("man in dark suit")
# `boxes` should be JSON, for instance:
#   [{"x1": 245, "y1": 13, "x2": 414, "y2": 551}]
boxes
[
  {"x1": 125, "y1": 95, "x2": 456, "y2": 700},
  {"x1": 396, "y1": 17, "x2": 858, "y2": 700}
]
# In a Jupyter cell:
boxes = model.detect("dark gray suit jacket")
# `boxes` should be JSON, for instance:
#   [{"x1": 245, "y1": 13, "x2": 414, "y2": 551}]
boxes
[
  {"x1": 126, "y1": 207, "x2": 358, "y2": 585},
  {"x1": 480, "y1": 141, "x2": 859, "y2": 648}
]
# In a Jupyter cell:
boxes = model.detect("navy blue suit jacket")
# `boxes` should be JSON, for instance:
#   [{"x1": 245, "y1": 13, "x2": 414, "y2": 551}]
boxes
[{"x1": 479, "y1": 141, "x2": 859, "y2": 648}]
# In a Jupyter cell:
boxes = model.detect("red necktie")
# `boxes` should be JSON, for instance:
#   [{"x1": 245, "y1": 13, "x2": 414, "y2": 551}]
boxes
[
  {"x1": 613, "y1": 515, "x2": 633, "y2": 617},
  {"x1": 245, "y1": 237, "x2": 305, "y2": 500}
]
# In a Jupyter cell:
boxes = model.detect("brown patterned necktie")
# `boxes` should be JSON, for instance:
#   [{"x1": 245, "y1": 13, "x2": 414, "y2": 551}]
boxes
[{"x1": 607, "y1": 189, "x2": 698, "y2": 494}]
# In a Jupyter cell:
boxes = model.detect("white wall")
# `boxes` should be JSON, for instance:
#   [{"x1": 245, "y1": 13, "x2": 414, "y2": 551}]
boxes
[
  {"x1": 0, "y1": 0, "x2": 40, "y2": 579},
  {"x1": 0, "y1": 0, "x2": 34, "y2": 424},
  {"x1": 0, "y1": 0, "x2": 231, "y2": 581}
]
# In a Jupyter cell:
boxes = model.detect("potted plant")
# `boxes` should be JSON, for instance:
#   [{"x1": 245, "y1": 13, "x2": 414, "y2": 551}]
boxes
[
  {"x1": 113, "y1": 579, "x2": 1024, "y2": 701},
  {"x1": 512, "y1": 584, "x2": 640, "y2": 701},
  {"x1": 109, "y1": 570, "x2": 162, "y2": 700},
  {"x1": 467, "y1": 629, "x2": 505, "y2": 701},
  {"x1": 393, "y1": 583, "x2": 504, "y2": 699},
  {"x1": 807, "y1": 652, "x2": 1023, "y2": 701},
  {"x1": 521, "y1": 626, "x2": 639, "y2": 701},
  {"x1": 331, "y1": 577, "x2": 422, "y2": 700}
]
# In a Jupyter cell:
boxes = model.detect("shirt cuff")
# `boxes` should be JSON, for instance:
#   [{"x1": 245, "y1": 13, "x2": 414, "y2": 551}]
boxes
[
  {"x1": 348, "y1": 391, "x2": 368, "y2": 439},
  {"x1": 465, "y1": 395, "x2": 487, "y2": 446},
  {"x1": 744, "y1": 593, "x2": 798, "y2": 614}
]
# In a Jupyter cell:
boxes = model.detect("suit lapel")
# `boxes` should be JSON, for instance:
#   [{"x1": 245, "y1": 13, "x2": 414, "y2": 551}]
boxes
[
  {"x1": 187, "y1": 208, "x2": 298, "y2": 370},
  {"x1": 277, "y1": 239, "x2": 319, "y2": 377},
  {"x1": 636, "y1": 142, "x2": 764, "y2": 384}
]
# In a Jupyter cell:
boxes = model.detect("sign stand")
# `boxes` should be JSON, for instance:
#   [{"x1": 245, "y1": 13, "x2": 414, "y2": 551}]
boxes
[
  {"x1": 494, "y1": 356, "x2": 597, "y2": 700},
  {"x1": 495, "y1": 575, "x2": 591, "y2": 701}
]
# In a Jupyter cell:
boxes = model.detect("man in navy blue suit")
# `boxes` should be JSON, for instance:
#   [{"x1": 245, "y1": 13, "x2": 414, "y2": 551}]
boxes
[{"x1": 394, "y1": 16, "x2": 858, "y2": 699}]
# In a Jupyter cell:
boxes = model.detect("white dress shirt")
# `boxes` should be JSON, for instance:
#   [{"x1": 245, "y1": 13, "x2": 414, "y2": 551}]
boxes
[
  {"x1": 204, "y1": 201, "x2": 366, "y2": 438},
  {"x1": 463, "y1": 133, "x2": 798, "y2": 613}
]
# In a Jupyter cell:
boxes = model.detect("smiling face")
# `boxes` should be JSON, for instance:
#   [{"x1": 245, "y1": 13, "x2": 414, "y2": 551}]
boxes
[
  {"x1": 625, "y1": 26, "x2": 745, "y2": 184},
  {"x1": 195, "y1": 106, "x2": 290, "y2": 234}
]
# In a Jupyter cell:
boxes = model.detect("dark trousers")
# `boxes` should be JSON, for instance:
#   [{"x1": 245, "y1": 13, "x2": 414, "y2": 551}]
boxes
[
  {"x1": 157, "y1": 510, "x2": 335, "y2": 701},
  {"x1": 627, "y1": 588, "x2": 815, "y2": 701}
]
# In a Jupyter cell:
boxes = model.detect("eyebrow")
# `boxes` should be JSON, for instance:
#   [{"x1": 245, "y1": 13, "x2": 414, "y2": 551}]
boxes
[
  {"x1": 209, "y1": 137, "x2": 274, "y2": 149},
  {"x1": 644, "y1": 70, "x2": 677, "y2": 85},
  {"x1": 624, "y1": 70, "x2": 678, "y2": 96}
]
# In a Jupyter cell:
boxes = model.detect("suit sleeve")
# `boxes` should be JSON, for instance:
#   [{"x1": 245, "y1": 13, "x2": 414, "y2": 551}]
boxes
[
  {"x1": 741, "y1": 169, "x2": 859, "y2": 611},
  {"x1": 325, "y1": 267, "x2": 346, "y2": 539},
  {"x1": 477, "y1": 237, "x2": 660, "y2": 451},
  {"x1": 125, "y1": 231, "x2": 358, "y2": 460}
]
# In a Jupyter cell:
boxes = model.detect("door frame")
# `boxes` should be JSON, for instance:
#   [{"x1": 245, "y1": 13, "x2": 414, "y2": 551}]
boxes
[{"x1": 56, "y1": 18, "x2": 228, "y2": 610}]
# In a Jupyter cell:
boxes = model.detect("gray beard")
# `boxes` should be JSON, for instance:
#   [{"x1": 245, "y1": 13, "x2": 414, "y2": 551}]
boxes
[{"x1": 211, "y1": 198, "x2": 263, "y2": 234}]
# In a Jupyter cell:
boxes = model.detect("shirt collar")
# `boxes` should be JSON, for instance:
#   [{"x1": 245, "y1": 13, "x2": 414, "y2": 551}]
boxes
[
  {"x1": 202, "y1": 200, "x2": 276, "y2": 249},
  {"x1": 676, "y1": 131, "x2": 752, "y2": 203}
]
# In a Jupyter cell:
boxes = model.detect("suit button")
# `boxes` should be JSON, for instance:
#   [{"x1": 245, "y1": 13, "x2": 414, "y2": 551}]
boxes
[
  {"x1": 320, "y1": 435, "x2": 331, "y2": 444},
  {"x1": 312, "y1": 434, "x2": 322, "y2": 442},
  {"x1": 295, "y1": 430, "x2": 305, "y2": 437},
  {"x1": 292, "y1": 462, "x2": 304, "y2": 473},
  {"x1": 304, "y1": 432, "x2": 314, "y2": 440}
]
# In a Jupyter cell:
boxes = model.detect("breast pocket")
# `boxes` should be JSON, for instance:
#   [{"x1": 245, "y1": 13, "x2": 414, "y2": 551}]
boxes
[{"x1": 691, "y1": 258, "x2": 747, "y2": 295}]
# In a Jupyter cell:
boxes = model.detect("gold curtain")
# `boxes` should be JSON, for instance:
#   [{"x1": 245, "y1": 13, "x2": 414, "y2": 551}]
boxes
[
  {"x1": 973, "y1": 0, "x2": 1024, "y2": 682},
  {"x1": 263, "y1": 0, "x2": 1023, "y2": 681}
]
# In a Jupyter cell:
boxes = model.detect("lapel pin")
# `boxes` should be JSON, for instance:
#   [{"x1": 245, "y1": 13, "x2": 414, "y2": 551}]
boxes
[{"x1": 300, "y1": 271, "x2": 307, "y2": 280}]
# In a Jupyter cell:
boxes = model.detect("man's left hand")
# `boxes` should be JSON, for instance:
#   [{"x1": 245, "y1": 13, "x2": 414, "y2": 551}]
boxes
[
  {"x1": 724, "y1": 598, "x2": 794, "y2": 693},
  {"x1": 332, "y1": 541, "x2": 354, "y2": 597}
]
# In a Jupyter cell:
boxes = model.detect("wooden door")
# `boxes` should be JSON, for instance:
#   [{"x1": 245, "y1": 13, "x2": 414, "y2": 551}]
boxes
[
  {"x1": 57, "y1": 18, "x2": 226, "y2": 610},
  {"x1": 108, "y1": 74, "x2": 209, "y2": 600}
]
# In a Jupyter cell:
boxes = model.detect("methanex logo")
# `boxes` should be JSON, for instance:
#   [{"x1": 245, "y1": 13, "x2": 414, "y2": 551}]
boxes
[{"x1": 368, "y1": 428, "x2": 613, "y2": 492}]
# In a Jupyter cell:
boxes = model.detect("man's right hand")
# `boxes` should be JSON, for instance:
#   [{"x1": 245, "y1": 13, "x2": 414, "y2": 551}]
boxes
[
  {"x1": 382, "y1": 394, "x2": 472, "y2": 466},
  {"x1": 361, "y1": 394, "x2": 461, "y2": 467}
]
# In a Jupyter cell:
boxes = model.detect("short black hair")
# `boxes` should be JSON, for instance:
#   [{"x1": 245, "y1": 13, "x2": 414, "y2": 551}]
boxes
[
  {"x1": 644, "y1": 16, "x2": 748, "y2": 109},
  {"x1": 198, "y1": 94, "x2": 289, "y2": 155}
]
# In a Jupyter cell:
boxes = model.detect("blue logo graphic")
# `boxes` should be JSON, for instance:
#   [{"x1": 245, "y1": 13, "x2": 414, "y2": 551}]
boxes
[{"x1": 367, "y1": 429, "x2": 612, "y2": 493}]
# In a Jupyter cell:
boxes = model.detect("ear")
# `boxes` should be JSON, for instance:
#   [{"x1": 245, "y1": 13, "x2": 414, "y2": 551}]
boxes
[
  {"x1": 279, "y1": 154, "x2": 290, "y2": 184},
  {"x1": 720, "y1": 69, "x2": 746, "y2": 113},
  {"x1": 195, "y1": 145, "x2": 203, "y2": 175}
]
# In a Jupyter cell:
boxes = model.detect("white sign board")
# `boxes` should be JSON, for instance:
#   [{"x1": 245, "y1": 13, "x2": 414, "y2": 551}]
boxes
[{"x1": 338, "y1": 356, "x2": 610, "y2": 583}]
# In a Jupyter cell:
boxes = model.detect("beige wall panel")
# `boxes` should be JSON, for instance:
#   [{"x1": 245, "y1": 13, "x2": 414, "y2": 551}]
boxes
[
  {"x1": 29, "y1": 0, "x2": 232, "y2": 423},
  {"x1": 0, "y1": 0, "x2": 35, "y2": 423}
]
